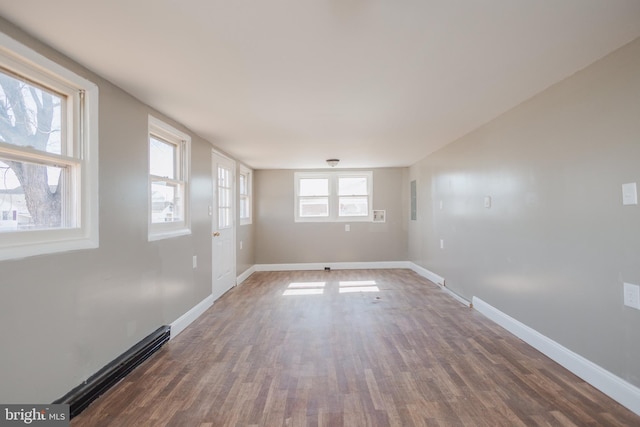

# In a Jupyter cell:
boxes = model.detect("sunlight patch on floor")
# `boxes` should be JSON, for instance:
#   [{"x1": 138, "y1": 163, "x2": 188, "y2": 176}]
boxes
[
  {"x1": 283, "y1": 282, "x2": 326, "y2": 296},
  {"x1": 338, "y1": 280, "x2": 379, "y2": 293}
]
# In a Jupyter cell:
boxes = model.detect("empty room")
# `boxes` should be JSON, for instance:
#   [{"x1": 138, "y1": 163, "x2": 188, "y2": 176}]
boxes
[{"x1": 0, "y1": 1, "x2": 639, "y2": 426}]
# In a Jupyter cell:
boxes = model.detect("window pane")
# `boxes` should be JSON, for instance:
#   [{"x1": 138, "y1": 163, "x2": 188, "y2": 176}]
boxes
[
  {"x1": 149, "y1": 136, "x2": 176, "y2": 179},
  {"x1": 0, "y1": 158, "x2": 64, "y2": 230},
  {"x1": 218, "y1": 189, "x2": 232, "y2": 228},
  {"x1": 300, "y1": 178, "x2": 328, "y2": 196},
  {"x1": 0, "y1": 69, "x2": 64, "y2": 155},
  {"x1": 240, "y1": 197, "x2": 249, "y2": 219},
  {"x1": 218, "y1": 166, "x2": 232, "y2": 229},
  {"x1": 239, "y1": 174, "x2": 247, "y2": 195},
  {"x1": 339, "y1": 196, "x2": 369, "y2": 217},
  {"x1": 339, "y1": 177, "x2": 367, "y2": 195},
  {"x1": 300, "y1": 198, "x2": 329, "y2": 217},
  {"x1": 151, "y1": 181, "x2": 183, "y2": 223}
]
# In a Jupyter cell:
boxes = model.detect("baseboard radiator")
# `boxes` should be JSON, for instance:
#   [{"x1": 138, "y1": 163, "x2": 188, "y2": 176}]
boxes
[{"x1": 54, "y1": 325, "x2": 171, "y2": 418}]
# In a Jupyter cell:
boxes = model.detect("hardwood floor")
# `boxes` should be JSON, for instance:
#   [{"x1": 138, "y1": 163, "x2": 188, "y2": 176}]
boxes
[{"x1": 72, "y1": 269, "x2": 640, "y2": 426}]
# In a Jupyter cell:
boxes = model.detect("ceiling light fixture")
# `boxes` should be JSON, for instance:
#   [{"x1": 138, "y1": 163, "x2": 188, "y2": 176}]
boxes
[{"x1": 326, "y1": 158, "x2": 340, "y2": 167}]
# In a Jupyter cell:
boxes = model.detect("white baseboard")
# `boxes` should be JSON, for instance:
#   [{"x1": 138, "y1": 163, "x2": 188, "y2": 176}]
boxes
[
  {"x1": 409, "y1": 262, "x2": 471, "y2": 307},
  {"x1": 409, "y1": 262, "x2": 445, "y2": 286},
  {"x1": 236, "y1": 265, "x2": 256, "y2": 285},
  {"x1": 170, "y1": 294, "x2": 214, "y2": 339},
  {"x1": 253, "y1": 261, "x2": 411, "y2": 272},
  {"x1": 473, "y1": 297, "x2": 640, "y2": 416},
  {"x1": 441, "y1": 287, "x2": 472, "y2": 307}
]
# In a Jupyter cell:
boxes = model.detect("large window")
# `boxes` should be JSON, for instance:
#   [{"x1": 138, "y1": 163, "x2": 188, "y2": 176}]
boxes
[
  {"x1": 239, "y1": 165, "x2": 252, "y2": 225},
  {"x1": 148, "y1": 116, "x2": 190, "y2": 240},
  {"x1": 0, "y1": 33, "x2": 98, "y2": 260},
  {"x1": 294, "y1": 171, "x2": 373, "y2": 222}
]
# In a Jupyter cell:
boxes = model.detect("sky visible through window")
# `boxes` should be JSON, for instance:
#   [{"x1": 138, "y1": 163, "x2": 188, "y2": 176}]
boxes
[{"x1": 149, "y1": 137, "x2": 175, "y2": 179}]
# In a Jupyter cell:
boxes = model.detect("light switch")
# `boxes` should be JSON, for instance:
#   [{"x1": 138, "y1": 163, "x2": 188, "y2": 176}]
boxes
[
  {"x1": 484, "y1": 196, "x2": 492, "y2": 208},
  {"x1": 622, "y1": 183, "x2": 637, "y2": 206},
  {"x1": 345, "y1": 224, "x2": 350, "y2": 232},
  {"x1": 623, "y1": 282, "x2": 640, "y2": 310}
]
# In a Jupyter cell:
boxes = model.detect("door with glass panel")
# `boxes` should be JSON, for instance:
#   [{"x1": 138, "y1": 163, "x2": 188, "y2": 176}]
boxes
[{"x1": 212, "y1": 151, "x2": 236, "y2": 301}]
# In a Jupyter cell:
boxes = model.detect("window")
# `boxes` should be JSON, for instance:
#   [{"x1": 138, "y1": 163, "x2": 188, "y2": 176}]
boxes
[
  {"x1": 239, "y1": 165, "x2": 252, "y2": 225},
  {"x1": 148, "y1": 116, "x2": 190, "y2": 240},
  {"x1": 0, "y1": 32, "x2": 98, "y2": 261},
  {"x1": 294, "y1": 171, "x2": 373, "y2": 222},
  {"x1": 217, "y1": 164, "x2": 232, "y2": 229}
]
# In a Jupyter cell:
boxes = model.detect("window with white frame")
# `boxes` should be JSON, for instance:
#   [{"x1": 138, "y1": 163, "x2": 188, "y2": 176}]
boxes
[
  {"x1": 239, "y1": 165, "x2": 252, "y2": 225},
  {"x1": 294, "y1": 171, "x2": 373, "y2": 222},
  {"x1": 148, "y1": 116, "x2": 190, "y2": 240},
  {"x1": 0, "y1": 33, "x2": 99, "y2": 261}
]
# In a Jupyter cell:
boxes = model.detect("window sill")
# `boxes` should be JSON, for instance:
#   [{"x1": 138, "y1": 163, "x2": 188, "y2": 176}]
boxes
[
  {"x1": 295, "y1": 216, "x2": 372, "y2": 223},
  {"x1": 0, "y1": 232, "x2": 99, "y2": 261},
  {"x1": 148, "y1": 227, "x2": 191, "y2": 242}
]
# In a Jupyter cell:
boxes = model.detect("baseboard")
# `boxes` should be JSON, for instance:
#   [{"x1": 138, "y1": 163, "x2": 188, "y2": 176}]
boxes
[
  {"x1": 236, "y1": 265, "x2": 256, "y2": 285},
  {"x1": 54, "y1": 325, "x2": 170, "y2": 418},
  {"x1": 409, "y1": 262, "x2": 471, "y2": 307},
  {"x1": 170, "y1": 294, "x2": 214, "y2": 339},
  {"x1": 409, "y1": 262, "x2": 445, "y2": 286},
  {"x1": 253, "y1": 261, "x2": 410, "y2": 272},
  {"x1": 441, "y1": 287, "x2": 472, "y2": 307},
  {"x1": 473, "y1": 297, "x2": 640, "y2": 416}
]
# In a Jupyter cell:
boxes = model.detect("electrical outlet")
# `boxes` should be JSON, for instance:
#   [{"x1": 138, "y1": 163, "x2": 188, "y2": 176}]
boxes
[
  {"x1": 623, "y1": 282, "x2": 640, "y2": 310},
  {"x1": 440, "y1": 239, "x2": 444, "y2": 249},
  {"x1": 192, "y1": 255, "x2": 197, "y2": 269}
]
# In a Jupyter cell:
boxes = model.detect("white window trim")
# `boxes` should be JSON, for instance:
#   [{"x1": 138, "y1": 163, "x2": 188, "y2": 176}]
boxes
[
  {"x1": 239, "y1": 165, "x2": 252, "y2": 225},
  {"x1": 0, "y1": 32, "x2": 99, "y2": 261},
  {"x1": 148, "y1": 116, "x2": 191, "y2": 241},
  {"x1": 294, "y1": 171, "x2": 373, "y2": 222}
]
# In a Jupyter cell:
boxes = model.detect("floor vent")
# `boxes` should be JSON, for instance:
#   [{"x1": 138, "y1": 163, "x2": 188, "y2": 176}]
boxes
[{"x1": 54, "y1": 325, "x2": 171, "y2": 418}]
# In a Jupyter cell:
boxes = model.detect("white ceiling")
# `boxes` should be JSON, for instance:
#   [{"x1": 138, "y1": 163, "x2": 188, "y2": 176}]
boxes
[{"x1": 1, "y1": 1, "x2": 640, "y2": 170}]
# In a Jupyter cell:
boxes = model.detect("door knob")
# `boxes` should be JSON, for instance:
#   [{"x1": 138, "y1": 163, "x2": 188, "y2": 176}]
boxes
[{"x1": 213, "y1": 232, "x2": 220, "y2": 237}]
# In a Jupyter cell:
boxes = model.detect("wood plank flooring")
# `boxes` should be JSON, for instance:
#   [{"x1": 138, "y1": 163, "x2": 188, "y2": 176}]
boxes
[{"x1": 71, "y1": 269, "x2": 640, "y2": 426}]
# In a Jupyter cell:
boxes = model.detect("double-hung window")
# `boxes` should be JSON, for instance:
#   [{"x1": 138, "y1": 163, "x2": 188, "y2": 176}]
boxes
[
  {"x1": 148, "y1": 116, "x2": 190, "y2": 240},
  {"x1": 0, "y1": 33, "x2": 99, "y2": 261},
  {"x1": 295, "y1": 171, "x2": 372, "y2": 222},
  {"x1": 239, "y1": 165, "x2": 252, "y2": 225}
]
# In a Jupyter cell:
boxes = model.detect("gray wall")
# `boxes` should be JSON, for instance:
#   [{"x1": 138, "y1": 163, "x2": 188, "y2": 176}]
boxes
[
  {"x1": 255, "y1": 168, "x2": 408, "y2": 264},
  {"x1": 0, "y1": 19, "x2": 254, "y2": 403},
  {"x1": 409, "y1": 37, "x2": 640, "y2": 387}
]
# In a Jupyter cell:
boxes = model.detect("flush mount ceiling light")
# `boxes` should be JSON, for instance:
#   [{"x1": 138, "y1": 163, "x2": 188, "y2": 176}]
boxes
[{"x1": 326, "y1": 158, "x2": 340, "y2": 167}]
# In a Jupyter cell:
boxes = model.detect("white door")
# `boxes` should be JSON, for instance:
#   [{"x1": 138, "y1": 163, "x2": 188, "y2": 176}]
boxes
[{"x1": 212, "y1": 151, "x2": 236, "y2": 301}]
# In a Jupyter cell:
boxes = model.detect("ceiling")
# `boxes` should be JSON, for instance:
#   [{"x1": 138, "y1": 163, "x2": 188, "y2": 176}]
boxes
[{"x1": 1, "y1": 1, "x2": 640, "y2": 170}]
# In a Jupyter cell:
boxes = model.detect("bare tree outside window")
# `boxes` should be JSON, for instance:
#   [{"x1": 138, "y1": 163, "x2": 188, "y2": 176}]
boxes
[{"x1": 0, "y1": 70, "x2": 63, "y2": 230}]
